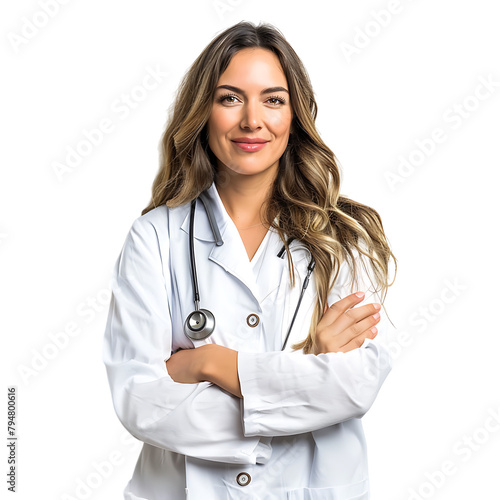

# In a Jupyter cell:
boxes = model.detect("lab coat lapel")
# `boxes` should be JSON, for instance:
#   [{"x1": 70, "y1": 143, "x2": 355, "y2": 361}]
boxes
[
  {"x1": 179, "y1": 183, "x2": 283, "y2": 306},
  {"x1": 209, "y1": 225, "x2": 286, "y2": 305},
  {"x1": 179, "y1": 200, "x2": 221, "y2": 243}
]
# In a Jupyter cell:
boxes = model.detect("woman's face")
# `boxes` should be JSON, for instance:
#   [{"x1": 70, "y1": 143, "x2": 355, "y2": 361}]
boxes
[{"x1": 207, "y1": 47, "x2": 293, "y2": 182}]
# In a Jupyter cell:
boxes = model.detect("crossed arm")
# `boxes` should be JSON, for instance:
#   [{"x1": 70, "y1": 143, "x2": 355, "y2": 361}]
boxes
[
  {"x1": 166, "y1": 291, "x2": 382, "y2": 398},
  {"x1": 105, "y1": 217, "x2": 392, "y2": 459}
]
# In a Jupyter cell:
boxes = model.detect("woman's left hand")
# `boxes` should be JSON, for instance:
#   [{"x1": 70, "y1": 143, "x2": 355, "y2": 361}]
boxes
[
  {"x1": 165, "y1": 344, "x2": 242, "y2": 398},
  {"x1": 166, "y1": 347, "x2": 207, "y2": 383}
]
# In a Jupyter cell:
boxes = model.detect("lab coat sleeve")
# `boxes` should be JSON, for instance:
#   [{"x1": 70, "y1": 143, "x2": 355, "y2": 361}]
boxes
[
  {"x1": 238, "y1": 248, "x2": 395, "y2": 437},
  {"x1": 102, "y1": 214, "x2": 271, "y2": 464}
]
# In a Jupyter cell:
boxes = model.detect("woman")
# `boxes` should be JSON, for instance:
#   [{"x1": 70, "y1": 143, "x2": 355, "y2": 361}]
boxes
[{"x1": 103, "y1": 21, "x2": 397, "y2": 500}]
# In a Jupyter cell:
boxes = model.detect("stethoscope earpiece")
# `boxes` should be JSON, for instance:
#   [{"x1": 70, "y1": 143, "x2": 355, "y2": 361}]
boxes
[{"x1": 184, "y1": 309, "x2": 216, "y2": 341}]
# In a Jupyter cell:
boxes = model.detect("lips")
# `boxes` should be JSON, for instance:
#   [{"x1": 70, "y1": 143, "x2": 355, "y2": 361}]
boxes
[
  {"x1": 231, "y1": 137, "x2": 269, "y2": 144},
  {"x1": 231, "y1": 137, "x2": 269, "y2": 152},
  {"x1": 232, "y1": 141, "x2": 268, "y2": 152}
]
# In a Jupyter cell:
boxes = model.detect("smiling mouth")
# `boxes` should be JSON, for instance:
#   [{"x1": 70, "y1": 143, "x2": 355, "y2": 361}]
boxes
[
  {"x1": 231, "y1": 137, "x2": 269, "y2": 144},
  {"x1": 231, "y1": 141, "x2": 269, "y2": 152}
]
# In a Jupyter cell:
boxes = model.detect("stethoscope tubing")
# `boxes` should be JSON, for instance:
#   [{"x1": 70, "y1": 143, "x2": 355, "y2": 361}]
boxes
[{"x1": 184, "y1": 193, "x2": 316, "y2": 350}]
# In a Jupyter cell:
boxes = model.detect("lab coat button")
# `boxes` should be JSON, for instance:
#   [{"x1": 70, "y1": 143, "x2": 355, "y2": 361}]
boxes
[
  {"x1": 246, "y1": 314, "x2": 259, "y2": 327},
  {"x1": 236, "y1": 472, "x2": 251, "y2": 486}
]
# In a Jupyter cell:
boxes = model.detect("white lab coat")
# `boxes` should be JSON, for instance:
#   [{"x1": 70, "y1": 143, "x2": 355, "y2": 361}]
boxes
[{"x1": 102, "y1": 182, "x2": 394, "y2": 500}]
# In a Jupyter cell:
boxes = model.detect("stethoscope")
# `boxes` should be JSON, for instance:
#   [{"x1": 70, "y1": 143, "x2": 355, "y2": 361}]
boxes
[{"x1": 183, "y1": 192, "x2": 316, "y2": 351}]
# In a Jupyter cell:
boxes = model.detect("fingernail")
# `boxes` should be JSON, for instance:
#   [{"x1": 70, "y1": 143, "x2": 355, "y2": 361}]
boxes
[
  {"x1": 355, "y1": 292, "x2": 364, "y2": 297},
  {"x1": 372, "y1": 312, "x2": 380, "y2": 320},
  {"x1": 373, "y1": 303, "x2": 381, "y2": 310}
]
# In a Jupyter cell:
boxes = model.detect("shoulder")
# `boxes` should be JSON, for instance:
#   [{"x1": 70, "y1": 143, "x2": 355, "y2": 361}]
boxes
[
  {"x1": 116, "y1": 203, "x2": 190, "y2": 277},
  {"x1": 116, "y1": 203, "x2": 188, "y2": 265},
  {"x1": 129, "y1": 203, "x2": 190, "y2": 240}
]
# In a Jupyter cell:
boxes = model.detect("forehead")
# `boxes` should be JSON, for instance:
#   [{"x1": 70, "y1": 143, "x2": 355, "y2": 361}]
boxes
[{"x1": 217, "y1": 48, "x2": 287, "y2": 87}]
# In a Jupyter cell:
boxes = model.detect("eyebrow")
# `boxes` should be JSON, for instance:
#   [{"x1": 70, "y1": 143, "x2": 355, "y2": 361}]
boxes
[{"x1": 215, "y1": 84, "x2": 289, "y2": 95}]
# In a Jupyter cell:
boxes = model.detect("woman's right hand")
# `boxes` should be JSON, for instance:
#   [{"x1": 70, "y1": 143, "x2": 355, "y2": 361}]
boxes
[{"x1": 313, "y1": 292, "x2": 381, "y2": 355}]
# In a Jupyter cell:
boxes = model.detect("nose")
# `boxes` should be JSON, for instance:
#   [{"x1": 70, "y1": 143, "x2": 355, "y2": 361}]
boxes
[{"x1": 240, "y1": 99, "x2": 263, "y2": 130}]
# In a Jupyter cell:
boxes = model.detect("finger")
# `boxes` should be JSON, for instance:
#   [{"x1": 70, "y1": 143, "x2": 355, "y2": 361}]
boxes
[
  {"x1": 321, "y1": 300, "x2": 380, "y2": 334},
  {"x1": 334, "y1": 311, "x2": 381, "y2": 348},
  {"x1": 337, "y1": 327, "x2": 378, "y2": 353},
  {"x1": 321, "y1": 292, "x2": 366, "y2": 326},
  {"x1": 328, "y1": 303, "x2": 381, "y2": 335}
]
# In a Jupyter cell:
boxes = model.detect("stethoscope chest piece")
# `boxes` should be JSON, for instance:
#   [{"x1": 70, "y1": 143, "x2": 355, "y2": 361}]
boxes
[{"x1": 184, "y1": 308, "x2": 215, "y2": 341}]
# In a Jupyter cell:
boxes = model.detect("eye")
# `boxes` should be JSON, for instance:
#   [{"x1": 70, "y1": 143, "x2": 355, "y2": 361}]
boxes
[
  {"x1": 216, "y1": 92, "x2": 287, "y2": 106},
  {"x1": 217, "y1": 92, "x2": 240, "y2": 104},
  {"x1": 267, "y1": 95, "x2": 287, "y2": 106}
]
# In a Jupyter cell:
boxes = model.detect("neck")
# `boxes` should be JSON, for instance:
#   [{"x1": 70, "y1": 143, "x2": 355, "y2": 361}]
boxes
[{"x1": 215, "y1": 172, "x2": 275, "y2": 228}]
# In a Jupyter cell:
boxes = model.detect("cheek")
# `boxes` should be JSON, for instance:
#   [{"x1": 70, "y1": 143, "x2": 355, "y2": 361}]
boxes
[
  {"x1": 208, "y1": 110, "x2": 233, "y2": 138},
  {"x1": 267, "y1": 111, "x2": 292, "y2": 137}
]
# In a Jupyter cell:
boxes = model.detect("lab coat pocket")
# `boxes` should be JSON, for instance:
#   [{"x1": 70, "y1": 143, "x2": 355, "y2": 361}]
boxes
[{"x1": 286, "y1": 478, "x2": 369, "y2": 500}]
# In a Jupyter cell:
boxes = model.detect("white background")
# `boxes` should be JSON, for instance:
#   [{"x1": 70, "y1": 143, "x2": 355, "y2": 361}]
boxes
[{"x1": 2, "y1": 1, "x2": 499, "y2": 499}]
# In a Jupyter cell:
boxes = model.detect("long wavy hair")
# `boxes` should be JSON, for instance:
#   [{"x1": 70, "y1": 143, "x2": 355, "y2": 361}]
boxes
[{"x1": 142, "y1": 21, "x2": 397, "y2": 354}]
